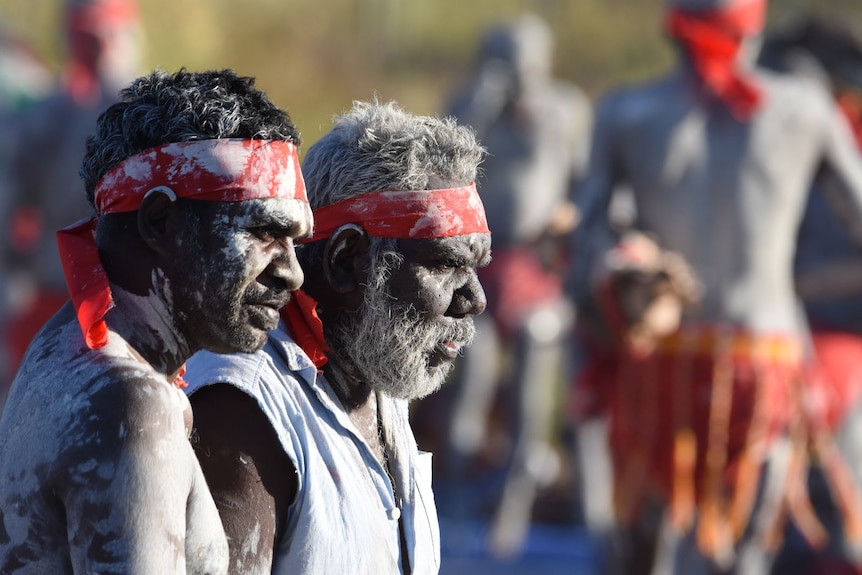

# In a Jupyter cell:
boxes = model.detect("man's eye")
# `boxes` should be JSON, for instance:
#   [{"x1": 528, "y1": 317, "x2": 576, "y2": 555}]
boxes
[
  {"x1": 436, "y1": 259, "x2": 465, "y2": 271},
  {"x1": 250, "y1": 228, "x2": 279, "y2": 242}
]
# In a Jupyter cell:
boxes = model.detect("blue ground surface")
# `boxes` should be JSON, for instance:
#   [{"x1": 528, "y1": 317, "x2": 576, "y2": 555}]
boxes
[{"x1": 439, "y1": 519, "x2": 604, "y2": 575}]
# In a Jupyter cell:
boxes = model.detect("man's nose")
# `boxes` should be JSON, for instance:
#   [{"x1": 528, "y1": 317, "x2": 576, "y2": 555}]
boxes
[
  {"x1": 451, "y1": 271, "x2": 487, "y2": 317},
  {"x1": 267, "y1": 242, "x2": 304, "y2": 292}
]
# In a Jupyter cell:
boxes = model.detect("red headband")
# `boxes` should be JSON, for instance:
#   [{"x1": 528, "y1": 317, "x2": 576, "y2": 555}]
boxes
[
  {"x1": 58, "y1": 138, "x2": 308, "y2": 349},
  {"x1": 94, "y1": 139, "x2": 306, "y2": 213},
  {"x1": 67, "y1": 0, "x2": 140, "y2": 31},
  {"x1": 305, "y1": 183, "x2": 489, "y2": 242},
  {"x1": 281, "y1": 183, "x2": 489, "y2": 368},
  {"x1": 666, "y1": 0, "x2": 766, "y2": 121}
]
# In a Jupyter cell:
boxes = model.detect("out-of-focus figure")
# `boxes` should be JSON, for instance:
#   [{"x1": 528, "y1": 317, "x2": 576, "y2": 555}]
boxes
[
  {"x1": 1, "y1": 0, "x2": 143, "y2": 396},
  {"x1": 435, "y1": 12, "x2": 592, "y2": 557},
  {"x1": 759, "y1": 16, "x2": 862, "y2": 575},
  {"x1": 0, "y1": 28, "x2": 52, "y2": 114},
  {"x1": 570, "y1": 0, "x2": 862, "y2": 573},
  {"x1": 0, "y1": 27, "x2": 54, "y2": 405}
]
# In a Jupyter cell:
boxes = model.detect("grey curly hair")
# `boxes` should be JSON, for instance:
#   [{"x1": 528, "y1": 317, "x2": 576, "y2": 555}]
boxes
[{"x1": 298, "y1": 99, "x2": 486, "y2": 276}]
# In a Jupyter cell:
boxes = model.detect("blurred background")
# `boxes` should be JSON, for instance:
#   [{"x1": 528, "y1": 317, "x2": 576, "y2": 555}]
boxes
[
  {"x1": 1, "y1": 0, "x2": 858, "y2": 148},
  {"x1": 1, "y1": 1, "x2": 861, "y2": 573}
]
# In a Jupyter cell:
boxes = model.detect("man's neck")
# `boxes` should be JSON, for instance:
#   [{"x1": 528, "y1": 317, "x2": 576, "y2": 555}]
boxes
[
  {"x1": 323, "y1": 357, "x2": 373, "y2": 410},
  {"x1": 106, "y1": 279, "x2": 191, "y2": 381},
  {"x1": 323, "y1": 361, "x2": 387, "y2": 463}
]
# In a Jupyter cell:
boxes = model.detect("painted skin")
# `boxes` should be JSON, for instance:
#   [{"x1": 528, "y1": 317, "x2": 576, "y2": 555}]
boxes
[
  {"x1": 0, "y1": 195, "x2": 312, "y2": 574},
  {"x1": 370, "y1": 233, "x2": 492, "y2": 399},
  {"x1": 572, "y1": 54, "x2": 862, "y2": 575},
  {"x1": 188, "y1": 229, "x2": 491, "y2": 575}
]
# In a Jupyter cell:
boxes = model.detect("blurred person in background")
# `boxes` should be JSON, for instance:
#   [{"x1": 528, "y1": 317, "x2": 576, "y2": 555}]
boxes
[
  {"x1": 432, "y1": 13, "x2": 592, "y2": 557},
  {"x1": 185, "y1": 100, "x2": 490, "y2": 575},
  {"x1": 0, "y1": 27, "x2": 52, "y2": 113},
  {"x1": 0, "y1": 0, "x2": 143, "y2": 397},
  {"x1": 0, "y1": 27, "x2": 53, "y2": 407},
  {"x1": 569, "y1": 0, "x2": 862, "y2": 573},
  {"x1": 0, "y1": 67, "x2": 312, "y2": 574},
  {"x1": 759, "y1": 16, "x2": 862, "y2": 575}
]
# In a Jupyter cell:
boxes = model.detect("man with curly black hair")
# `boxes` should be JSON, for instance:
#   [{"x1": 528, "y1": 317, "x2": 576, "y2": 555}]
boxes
[{"x1": 0, "y1": 68, "x2": 312, "y2": 574}]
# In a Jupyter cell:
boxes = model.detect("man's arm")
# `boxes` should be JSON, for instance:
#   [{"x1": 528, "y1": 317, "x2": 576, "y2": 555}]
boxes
[
  {"x1": 190, "y1": 384, "x2": 298, "y2": 575},
  {"x1": 60, "y1": 377, "x2": 227, "y2": 574},
  {"x1": 568, "y1": 95, "x2": 625, "y2": 304}
]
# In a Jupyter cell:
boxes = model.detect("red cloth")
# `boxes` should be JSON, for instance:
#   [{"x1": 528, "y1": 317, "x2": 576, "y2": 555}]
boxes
[
  {"x1": 813, "y1": 558, "x2": 862, "y2": 575},
  {"x1": 570, "y1": 344, "x2": 619, "y2": 420},
  {"x1": 805, "y1": 331, "x2": 862, "y2": 431},
  {"x1": 66, "y1": 0, "x2": 139, "y2": 31},
  {"x1": 576, "y1": 327, "x2": 798, "y2": 515},
  {"x1": 9, "y1": 206, "x2": 43, "y2": 254},
  {"x1": 91, "y1": 139, "x2": 306, "y2": 214},
  {"x1": 305, "y1": 184, "x2": 489, "y2": 242},
  {"x1": 476, "y1": 246, "x2": 563, "y2": 339},
  {"x1": 280, "y1": 290, "x2": 329, "y2": 368},
  {"x1": 64, "y1": 0, "x2": 140, "y2": 104},
  {"x1": 3, "y1": 291, "x2": 68, "y2": 382},
  {"x1": 57, "y1": 139, "x2": 307, "y2": 349},
  {"x1": 665, "y1": 0, "x2": 766, "y2": 121},
  {"x1": 838, "y1": 93, "x2": 862, "y2": 152}
]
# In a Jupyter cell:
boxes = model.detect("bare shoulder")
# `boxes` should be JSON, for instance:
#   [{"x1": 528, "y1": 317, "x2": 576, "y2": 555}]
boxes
[
  {"x1": 757, "y1": 68, "x2": 834, "y2": 119},
  {"x1": 1, "y1": 315, "x2": 189, "y2": 489},
  {"x1": 189, "y1": 383, "x2": 296, "y2": 573},
  {"x1": 549, "y1": 80, "x2": 593, "y2": 131},
  {"x1": 595, "y1": 72, "x2": 680, "y2": 129},
  {"x1": 189, "y1": 383, "x2": 294, "y2": 486},
  {"x1": 189, "y1": 382, "x2": 296, "y2": 494},
  {"x1": 553, "y1": 80, "x2": 591, "y2": 112},
  {"x1": 48, "y1": 357, "x2": 194, "y2": 492}
]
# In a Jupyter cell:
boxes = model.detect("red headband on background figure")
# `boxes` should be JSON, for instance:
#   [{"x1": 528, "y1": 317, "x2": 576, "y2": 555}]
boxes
[
  {"x1": 65, "y1": 0, "x2": 141, "y2": 103},
  {"x1": 665, "y1": 0, "x2": 767, "y2": 121},
  {"x1": 66, "y1": 0, "x2": 140, "y2": 32},
  {"x1": 58, "y1": 138, "x2": 307, "y2": 349},
  {"x1": 282, "y1": 182, "x2": 490, "y2": 369}
]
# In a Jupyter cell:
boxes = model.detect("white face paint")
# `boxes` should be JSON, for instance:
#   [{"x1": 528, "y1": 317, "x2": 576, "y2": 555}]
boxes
[
  {"x1": 329, "y1": 233, "x2": 490, "y2": 401},
  {"x1": 108, "y1": 268, "x2": 191, "y2": 371},
  {"x1": 333, "y1": 279, "x2": 477, "y2": 400},
  {"x1": 167, "y1": 197, "x2": 312, "y2": 354}
]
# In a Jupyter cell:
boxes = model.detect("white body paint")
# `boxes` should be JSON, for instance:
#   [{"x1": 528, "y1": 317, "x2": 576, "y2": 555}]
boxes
[{"x1": 0, "y1": 305, "x2": 228, "y2": 574}]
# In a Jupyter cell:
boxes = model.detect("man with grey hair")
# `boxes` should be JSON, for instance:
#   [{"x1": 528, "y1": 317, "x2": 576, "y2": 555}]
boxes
[
  {"x1": 185, "y1": 99, "x2": 491, "y2": 574},
  {"x1": 0, "y1": 68, "x2": 313, "y2": 574},
  {"x1": 570, "y1": 0, "x2": 862, "y2": 573}
]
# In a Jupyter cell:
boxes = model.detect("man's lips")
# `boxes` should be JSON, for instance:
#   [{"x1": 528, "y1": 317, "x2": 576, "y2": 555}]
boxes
[
  {"x1": 438, "y1": 341, "x2": 465, "y2": 360},
  {"x1": 247, "y1": 297, "x2": 290, "y2": 324}
]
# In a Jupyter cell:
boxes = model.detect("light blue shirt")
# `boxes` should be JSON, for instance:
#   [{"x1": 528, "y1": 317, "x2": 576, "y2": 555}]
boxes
[{"x1": 185, "y1": 322, "x2": 441, "y2": 575}]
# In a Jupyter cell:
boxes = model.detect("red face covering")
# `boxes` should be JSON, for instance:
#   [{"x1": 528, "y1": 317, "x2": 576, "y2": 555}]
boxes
[
  {"x1": 57, "y1": 138, "x2": 307, "y2": 349},
  {"x1": 65, "y1": 0, "x2": 140, "y2": 103},
  {"x1": 665, "y1": 0, "x2": 767, "y2": 121},
  {"x1": 281, "y1": 183, "x2": 490, "y2": 368}
]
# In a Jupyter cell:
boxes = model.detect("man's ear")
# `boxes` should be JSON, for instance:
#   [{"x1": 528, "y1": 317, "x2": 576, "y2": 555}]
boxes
[
  {"x1": 324, "y1": 224, "x2": 372, "y2": 295},
  {"x1": 137, "y1": 186, "x2": 180, "y2": 257}
]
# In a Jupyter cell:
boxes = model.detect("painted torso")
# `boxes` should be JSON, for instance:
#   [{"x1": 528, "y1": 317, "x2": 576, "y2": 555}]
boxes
[
  {"x1": 576, "y1": 67, "x2": 862, "y2": 334},
  {"x1": 0, "y1": 304, "x2": 228, "y2": 574},
  {"x1": 451, "y1": 81, "x2": 591, "y2": 248}
]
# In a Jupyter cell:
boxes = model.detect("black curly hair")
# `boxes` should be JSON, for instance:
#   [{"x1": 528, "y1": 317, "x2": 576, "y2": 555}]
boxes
[{"x1": 80, "y1": 68, "x2": 300, "y2": 208}]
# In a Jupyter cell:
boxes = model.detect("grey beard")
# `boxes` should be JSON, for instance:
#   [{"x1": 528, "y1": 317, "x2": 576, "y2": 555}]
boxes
[{"x1": 330, "y1": 281, "x2": 476, "y2": 401}]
